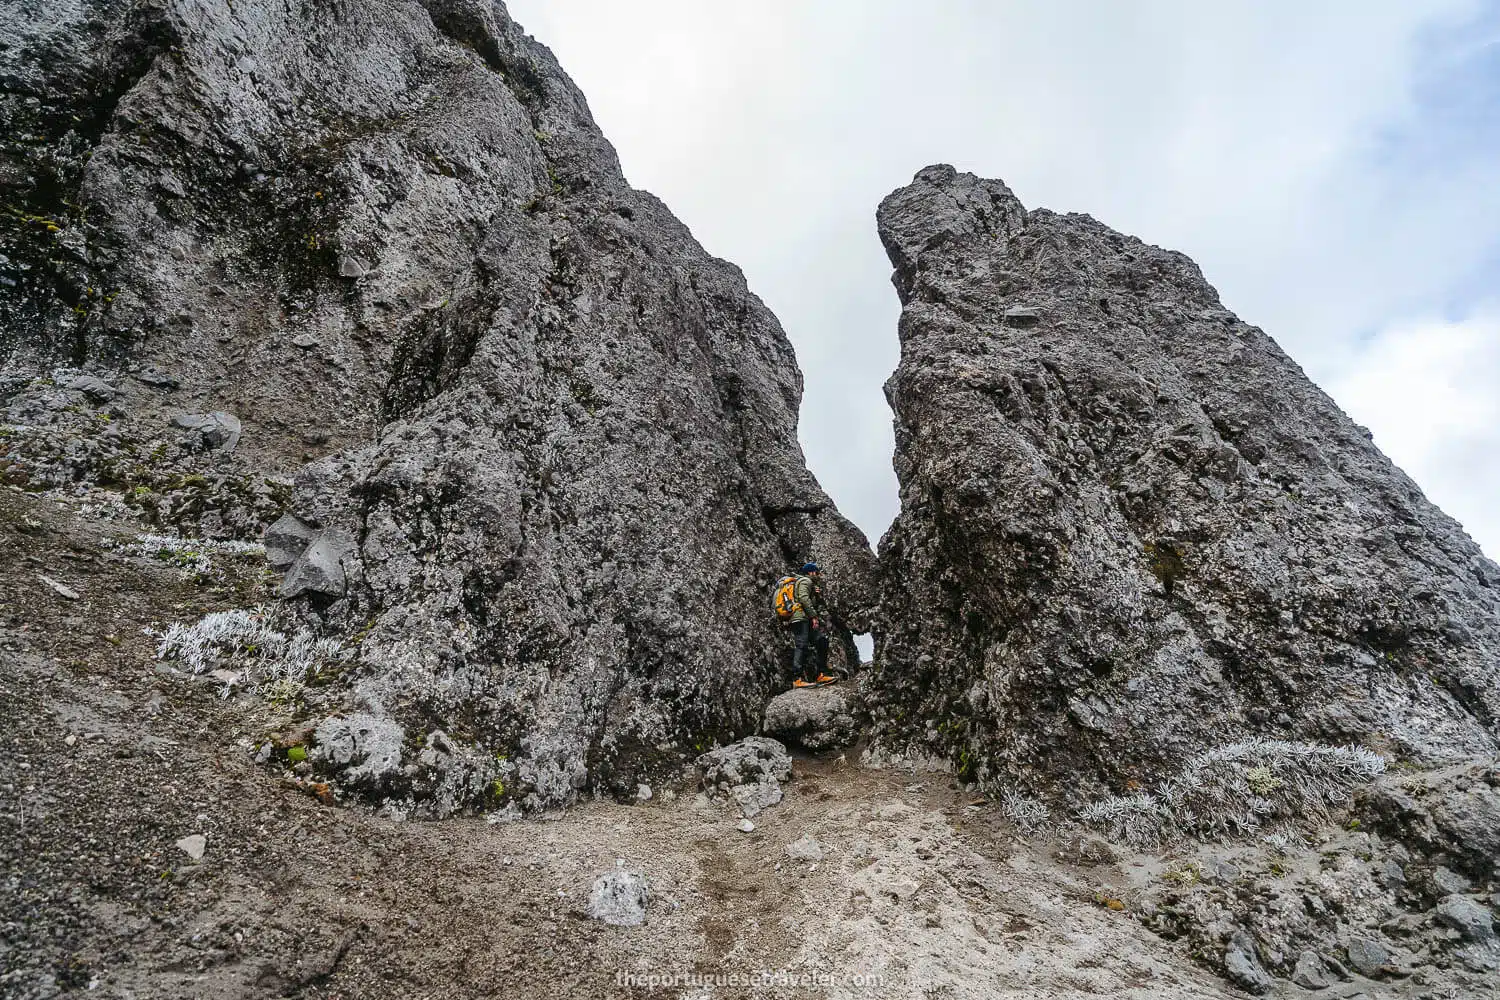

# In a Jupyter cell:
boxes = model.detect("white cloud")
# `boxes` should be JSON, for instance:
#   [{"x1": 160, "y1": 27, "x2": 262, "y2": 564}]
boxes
[
  {"x1": 1331, "y1": 309, "x2": 1500, "y2": 556},
  {"x1": 508, "y1": 0, "x2": 1500, "y2": 559}
]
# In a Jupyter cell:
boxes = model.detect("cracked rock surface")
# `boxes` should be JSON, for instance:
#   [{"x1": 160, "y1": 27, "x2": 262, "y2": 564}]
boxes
[
  {"x1": 0, "y1": 0, "x2": 875, "y2": 811},
  {"x1": 866, "y1": 164, "x2": 1500, "y2": 799}
]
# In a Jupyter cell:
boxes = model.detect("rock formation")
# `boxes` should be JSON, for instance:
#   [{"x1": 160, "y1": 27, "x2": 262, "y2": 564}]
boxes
[
  {"x1": 763, "y1": 684, "x2": 859, "y2": 750},
  {"x1": 867, "y1": 165, "x2": 1500, "y2": 804},
  {"x1": 0, "y1": 0, "x2": 875, "y2": 812}
]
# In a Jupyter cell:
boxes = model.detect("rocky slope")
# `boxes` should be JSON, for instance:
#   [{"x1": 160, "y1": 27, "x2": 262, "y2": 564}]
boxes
[
  {"x1": 866, "y1": 165, "x2": 1500, "y2": 815},
  {"x1": 6, "y1": 484, "x2": 1496, "y2": 999},
  {"x1": 0, "y1": 0, "x2": 876, "y2": 813}
]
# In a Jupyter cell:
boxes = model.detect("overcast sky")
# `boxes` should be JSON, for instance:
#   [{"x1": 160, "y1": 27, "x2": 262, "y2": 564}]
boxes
[{"x1": 509, "y1": 0, "x2": 1499, "y2": 560}]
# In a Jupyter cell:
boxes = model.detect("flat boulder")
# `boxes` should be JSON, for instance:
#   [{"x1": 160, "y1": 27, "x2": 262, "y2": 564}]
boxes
[
  {"x1": 764, "y1": 684, "x2": 859, "y2": 750},
  {"x1": 60, "y1": 374, "x2": 119, "y2": 402}
]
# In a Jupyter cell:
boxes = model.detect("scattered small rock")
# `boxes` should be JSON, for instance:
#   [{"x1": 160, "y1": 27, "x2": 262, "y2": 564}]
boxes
[
  {"x1": 1345, "y1": 936, "x2": 1390, "y2": 977},
  {"x1": 696, "y1": 737, "x2": 792, "y2": 818},
  {"x1": 784, "y1": 834, "x2": 823, "y2": 863},
  {"x1": 155, "y1": 173, "x2": 187, "y2": 198},
  {"x1": 291, "y1": 333, "x2": 320, "y2": 349},
  {"x1": 1432, "y1": 866, "x2": 1473, "y2": 896},
  {"x1": 59, "y1": 374, "x2": 119, "y2": 402},
  {"x1": 1434, "y1": 895, "x2": 1495, "y2": 943},
  {"x1": 1054, "y1": 835, "x2": 1118, "y2": 867},
  {"x1": 135, "y1": 368, "x2": 180, "y2": 389},
  {"x1": 209, "y1": 668, "x2": 241, "y2": 687},
  {"x1": 175, "y1": 834, "x2": 206, "y2": 861},
  {"x1": 38, "y1": 575, "x2": 79, "y2": 601},
  {"x1": 264, "y1": 514, "x2": 318, "y2": 571},
  {"x1": 636, "y1": 783, "x2": 652, "y2": 802},
  {"x1": 586, "y1": 869, "x2": 648, "y2": 926},
  {"x1": 1204, "y1": 857, "x2": 1241, "y2": 883},
  {"x1": 736, "y1": 818, "x2": 755, "y2": 833},
  {"x1": 281, "y1": 527, "x2": 357, "y2": 598},
  {"x1": 1293, "y1": 950, "x2": 1332, "y2": 990},
  {"x1": 1001, "y1": 305, "x2": 1042, "y2": 327},
  {"x1": 171, "y1": 410, "x2": 241, "y2": 452}
]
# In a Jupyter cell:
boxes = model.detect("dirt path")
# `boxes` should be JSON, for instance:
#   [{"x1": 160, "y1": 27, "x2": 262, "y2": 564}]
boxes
[{"x1": 1, "y1": 485, "x2": 1246, "y2": 999}]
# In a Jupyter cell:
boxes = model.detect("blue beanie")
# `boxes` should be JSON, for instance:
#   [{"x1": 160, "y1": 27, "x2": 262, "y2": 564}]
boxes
[{"x1": 801, "y1": 561, "x2": 820, "y2": 573}]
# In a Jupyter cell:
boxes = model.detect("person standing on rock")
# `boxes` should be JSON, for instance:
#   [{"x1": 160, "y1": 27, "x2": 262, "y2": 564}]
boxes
[{"x1": 774, "y1": 561, "x2": 836, "y2": 688}]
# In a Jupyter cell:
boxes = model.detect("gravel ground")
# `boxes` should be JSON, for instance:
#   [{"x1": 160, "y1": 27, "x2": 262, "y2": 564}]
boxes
[{"x1": 5, "y1": 485, "x2": 1483, "y2": 1000}]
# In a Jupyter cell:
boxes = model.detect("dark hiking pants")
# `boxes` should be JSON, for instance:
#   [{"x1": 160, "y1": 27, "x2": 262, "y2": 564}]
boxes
[{"x1": 791, "y1": 619, "x2": 830, "y2": 680}]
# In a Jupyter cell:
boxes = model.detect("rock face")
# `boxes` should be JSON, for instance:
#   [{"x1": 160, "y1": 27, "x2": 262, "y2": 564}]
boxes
[
  {"x1": 1357, "y1": 760, "x2": 1500, "y2": 883},
  {"x1": 1, "y1": 1, "x2": 875, "y2": 811},
  {"x1": 867, "y1": 165, "x2": 1500, "y2": 801}
]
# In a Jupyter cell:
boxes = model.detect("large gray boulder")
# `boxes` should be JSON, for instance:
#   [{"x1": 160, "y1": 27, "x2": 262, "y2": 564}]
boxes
[
  {"x1": 866, "y1": 165, "x2": 1500, "y2": 799},
  {"x1": 696, "y1": 737, "x2": 792, "y2": 818},
  {"x1": 0, "y1": 0, "x2": 876, "y2": 811},
  {"x1": 763, "y1": 685, "x2": 859, "y2": 750}
]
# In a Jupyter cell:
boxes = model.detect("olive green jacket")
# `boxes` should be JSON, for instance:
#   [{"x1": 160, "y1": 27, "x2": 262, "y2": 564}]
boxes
[{"x1": 789, "y1": 575, "x2": 827, "y2": 625}]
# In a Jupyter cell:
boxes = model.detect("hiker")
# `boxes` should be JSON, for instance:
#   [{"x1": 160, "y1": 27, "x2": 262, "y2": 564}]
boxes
[{"x1": 772, "y1": 561, "x2": 835, "y2": 688}]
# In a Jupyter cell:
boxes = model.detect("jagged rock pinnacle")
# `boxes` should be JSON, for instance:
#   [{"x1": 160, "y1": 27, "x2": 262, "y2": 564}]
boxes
[{"x1": 866, "y1": 165, "x2": 1500, "y2": 799}]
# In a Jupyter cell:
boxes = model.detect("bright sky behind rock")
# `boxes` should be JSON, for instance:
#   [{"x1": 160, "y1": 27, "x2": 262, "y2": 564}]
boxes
[{"x1": 509, "y1": 0, "x2": 1500, "y2": 558}]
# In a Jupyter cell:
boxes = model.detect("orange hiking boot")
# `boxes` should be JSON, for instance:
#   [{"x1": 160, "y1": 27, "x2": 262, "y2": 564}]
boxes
[
  {"x1": 815, "y1": 673, "x2": 838, "y2": 685},
  {"x1": 792, "y1": 678, "x2": 815, "y2": 688}
]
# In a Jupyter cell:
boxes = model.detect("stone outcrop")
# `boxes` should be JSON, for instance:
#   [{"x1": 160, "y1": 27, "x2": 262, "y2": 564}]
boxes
[
  {"x1": 763, "y1": 684, "x2": 859, "y2": 750},
  {"x1": 866, "y1": 165, "x2": 1500, "y2": 801},
  {"x1": 1, "y1": 1, "x2": 876, "y2": 812}
]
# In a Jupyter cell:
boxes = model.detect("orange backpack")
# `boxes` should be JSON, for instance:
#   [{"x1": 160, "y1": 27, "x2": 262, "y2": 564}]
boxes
[{"x1": 771, "y1": 575, "x2": 803, "y2": 620}]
